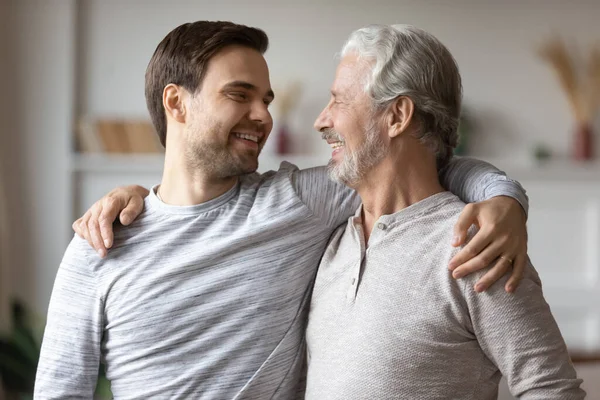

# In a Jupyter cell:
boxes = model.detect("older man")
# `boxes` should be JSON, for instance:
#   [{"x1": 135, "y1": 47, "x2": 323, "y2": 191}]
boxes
[
  {"x1": 58, "y1": 21, "x2": 529, "y2": 399},
  {"x1": 305, "y1": 24, "x2": 584, "y2": 399}
]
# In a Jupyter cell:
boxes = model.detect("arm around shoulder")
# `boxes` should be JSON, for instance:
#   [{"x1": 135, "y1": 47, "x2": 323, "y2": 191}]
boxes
[
  {"x1": 291, "y1": 164, "x2": 360, "y2": 228},
  {"x1": 440, "y1": 157, "x2": 529, "y2": 215}
]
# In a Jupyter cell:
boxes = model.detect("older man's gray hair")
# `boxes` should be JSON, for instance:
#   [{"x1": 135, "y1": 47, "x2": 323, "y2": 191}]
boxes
[{"x1": 342, "y1": 24, "x2": 462, "y2": 168}]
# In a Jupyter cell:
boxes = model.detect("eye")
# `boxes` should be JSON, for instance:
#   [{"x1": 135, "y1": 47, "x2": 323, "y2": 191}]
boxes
[{"x1": 229, "y1": 92, "x2": 248, "y2": 101}]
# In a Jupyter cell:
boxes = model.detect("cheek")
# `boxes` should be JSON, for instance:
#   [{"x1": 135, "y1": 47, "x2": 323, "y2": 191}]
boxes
[
  {"x1": 334, "y1": 112, "x2": 361, "y2": 145},
  {"x1": 221, "y1": 108, "x2": 250, "y2": 131},
  {"x1": 265, "y1": 121, "x2": 274, "y2": 137}
]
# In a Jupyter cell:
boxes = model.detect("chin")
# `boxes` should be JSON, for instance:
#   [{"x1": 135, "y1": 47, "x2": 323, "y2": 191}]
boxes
[{"x1": 238, "y1": 158, "x2": 259, "y2": 175}]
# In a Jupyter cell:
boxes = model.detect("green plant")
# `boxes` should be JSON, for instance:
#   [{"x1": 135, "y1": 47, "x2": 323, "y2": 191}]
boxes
[
  {"x1": 0, "y1": 298, "x2": 111, "y2": 399},
  {"x1": 0, "y1": 299, "x2": 39, "y2": 397}
]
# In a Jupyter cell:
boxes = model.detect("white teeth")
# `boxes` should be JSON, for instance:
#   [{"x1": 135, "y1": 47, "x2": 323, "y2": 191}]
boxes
[
  {"x1": 330, "y1": 141, "x2": 344, "y2": 149},
  {"x1": 234, "y1": 133, "x2": 259, "y2": 143}
]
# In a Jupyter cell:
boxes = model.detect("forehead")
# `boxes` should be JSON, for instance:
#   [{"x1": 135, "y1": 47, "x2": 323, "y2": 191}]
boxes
[
  {"x1": 331, "y1": 53, "x2": 371, "y2": 96},
  {"x1": 202, "y1": 45, "x2": 271, "y2": 91}
]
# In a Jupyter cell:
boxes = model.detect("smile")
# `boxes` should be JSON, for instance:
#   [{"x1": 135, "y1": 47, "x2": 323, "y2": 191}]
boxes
[
  {"x1": 329, "y1": 141, "x2": 345, "y2": 149},
  {"x1": 233, "y1": 132, "x2": 260, "y2": 143}
]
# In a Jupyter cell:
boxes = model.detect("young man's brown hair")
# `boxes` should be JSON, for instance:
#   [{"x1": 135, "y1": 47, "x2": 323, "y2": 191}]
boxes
[{"x1": 145, "y1": 21, "x2": 269, "y2": 146}]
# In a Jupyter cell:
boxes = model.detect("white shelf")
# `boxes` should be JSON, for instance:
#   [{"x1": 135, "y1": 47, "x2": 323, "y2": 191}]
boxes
[
  {"x1": 70, "y1": 153, "x2": 600, "y2": 181},
  {"x1": 479, "y1": 157, "x2": 600, "y2": 182},
  {"x1": 69, "y1": 153, "x2": 329, "y2": 174}
]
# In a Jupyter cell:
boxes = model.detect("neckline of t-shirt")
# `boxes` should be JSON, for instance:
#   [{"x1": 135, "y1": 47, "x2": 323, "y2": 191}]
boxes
[
  {"x1": 353, "y1": 191, "x2": 459, "y2": 228},
  {"x1": 146, "y1": 182, "x2": 240, "y2": 215}
]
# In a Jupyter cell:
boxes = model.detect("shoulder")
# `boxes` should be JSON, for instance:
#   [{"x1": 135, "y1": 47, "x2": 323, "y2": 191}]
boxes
[
  {"x1": 59, "y1": 234, "x2": 100, "y2": 278},
  {"x1": 239, "y1": 161, "x2": 331, "y2": 204},
  {"x1": 405, "y1": 193, "x2": 467, "y2": 240},
  {"x1": 64, "y1": 234, "x2": 96, "y2": 262},
  {"x1": 241, "y1": 162, "x2": 328, "y2": 187}
]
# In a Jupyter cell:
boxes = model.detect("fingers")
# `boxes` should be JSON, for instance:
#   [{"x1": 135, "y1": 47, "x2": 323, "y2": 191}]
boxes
[
  {"x1": 99, "y1": 215, "x2": 114, "y2": 250},
  {"x1": 452, "y1": 204, "x2": 478, "y2": 247},
  {"x1": 450, "y1": 238, "x2": 504, "y2": 279},
  {"x1": 76, "y1": 214, "x2": 92, "y2": 246},
  {"x1": 119, "y1": 195, "x2": 144, "y2": 226},
  {"x1": 505, "y1": 253, "x2": 527, "y2": 293},
  {"x1": 98, "y1": 195, "x2": 123, "y2": 249},
  {"x1": 449, "y1": 226, "x2": 494, "y2": 270},
  {"x1": 72, "y1": 217, "x2": 85, "y2": 238},
  {"x1": 88, "y1": 204, "x2": 107, "y2": 258},
  {"x1": 473, "y1": 256, "x2": 512, "y2": 293}
]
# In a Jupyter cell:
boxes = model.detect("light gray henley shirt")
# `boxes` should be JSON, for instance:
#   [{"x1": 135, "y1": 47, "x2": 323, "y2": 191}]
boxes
[{"x1": 306, "y1": 191, "x2": 584, "y2": 400}]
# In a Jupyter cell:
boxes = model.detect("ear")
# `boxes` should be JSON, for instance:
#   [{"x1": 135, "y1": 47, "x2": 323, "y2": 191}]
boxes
[
  {"x1": 388, "y1": 96, "x2": 415, "y2": 138},
  {"x1": 163, "y1": 83, "x2": 188, "y2": 124}
]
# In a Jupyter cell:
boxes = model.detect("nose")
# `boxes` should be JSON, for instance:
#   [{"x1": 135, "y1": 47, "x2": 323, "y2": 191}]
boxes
[
  {"x1": 249, "y1": 100, "x2": 273, "y2": 127},
  {"x1": 314, "y1": 101, "x2": 332, "y2": 132}
]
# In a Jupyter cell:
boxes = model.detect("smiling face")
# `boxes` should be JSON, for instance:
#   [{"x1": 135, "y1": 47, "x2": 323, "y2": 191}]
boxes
[
  {"x1": 183, "y1": 45, "x2": 274, "y2": 178},
  {"x1": 314, "y1": 53, "x2": 388, "y2": 186}
]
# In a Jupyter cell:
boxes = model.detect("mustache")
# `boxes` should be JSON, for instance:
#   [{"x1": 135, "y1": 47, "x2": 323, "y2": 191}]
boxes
[{"x1": 321, "y1": 129, "x2": 344, "y2": 143}]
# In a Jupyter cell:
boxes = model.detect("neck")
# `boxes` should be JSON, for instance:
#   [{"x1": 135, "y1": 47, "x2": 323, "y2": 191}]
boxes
[
  {"x1": 355, "y1": 139, "x2": 444, "y2": 242},
  {"x1": 158, "y1": 141, "x2": 237, "y2": 206}
]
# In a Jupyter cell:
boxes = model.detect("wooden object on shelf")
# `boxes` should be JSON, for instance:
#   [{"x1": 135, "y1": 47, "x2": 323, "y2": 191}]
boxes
[
  {"x1": 75, "y1": 117, "x2": 103, "y2": 152},
  {"x1": 96, "y1": 119, "x2": 126, "y2": 153},
  {"x1": 75, "y1": 118, "x2": 164, "y2": 154},
  {"x1": 570, "y1": 351, "x2": 600, "y2": 365},
  {"x1": 126, "y1": 121, "x2": 163, "y2": 153}
]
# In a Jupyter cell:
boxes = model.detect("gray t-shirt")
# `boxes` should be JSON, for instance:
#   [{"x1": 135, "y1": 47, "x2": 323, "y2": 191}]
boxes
[
  {"x1": 305, "y1": 191, "x2": 584, "y2": 400},
  {"x1": 35, "y1": 159, "x2": 528, "y2": 399}
]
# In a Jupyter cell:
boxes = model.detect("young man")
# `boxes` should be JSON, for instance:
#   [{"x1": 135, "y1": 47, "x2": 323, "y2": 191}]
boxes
[
  {"x1": 305, "y1": 24, "x2": 583, "y2": 399},
  {"x1": 36, "y1": 21, "x2": 529, "y2": 399}
]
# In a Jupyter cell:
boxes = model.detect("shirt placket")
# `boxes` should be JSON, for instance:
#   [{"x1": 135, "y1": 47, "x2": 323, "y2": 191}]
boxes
[{"x1": 347, "y1": 221, "x2": 366, "y2": 302}]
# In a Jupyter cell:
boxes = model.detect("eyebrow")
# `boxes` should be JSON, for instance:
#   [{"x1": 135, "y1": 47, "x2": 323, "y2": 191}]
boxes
[{"x1": 222, "y1": 80, "x2": 275, "y2": 101}]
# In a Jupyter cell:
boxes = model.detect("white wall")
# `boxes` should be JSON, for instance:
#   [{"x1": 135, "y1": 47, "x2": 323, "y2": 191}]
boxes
[
  {"x1": 9, "y1": 0, "x2": 76, "y2": 314},
  {"x1": 79, "y1": 0, "x2": 600, "y2": 161}
]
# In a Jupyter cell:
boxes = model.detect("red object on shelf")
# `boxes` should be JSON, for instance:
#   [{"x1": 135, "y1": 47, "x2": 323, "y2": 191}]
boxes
[
  {"x1": 276, "y1": 123, "x2": 291, "y2": 155},
  {"x1": 572, "y1": 123, "x2": 594, "y2": 161}
]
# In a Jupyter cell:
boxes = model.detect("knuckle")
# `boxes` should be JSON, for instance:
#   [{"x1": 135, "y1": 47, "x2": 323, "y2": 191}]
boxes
[
  {"x1": 464, "y1": 203, "x2": 476, "y2": 213},
  {"x1": 87, "y1": 221, "x2": 98, "y2": 235},
  {"x1": 464, "y1": 247, "x2": 478, "y2": 258},
  {"x1": 91, "y1": 201, "x2": 103, "y2": 213},
  {"x1": 486, "y1": 222, "x2": 499, "y2": 233},
  {"x1": 103, "y1": 196, "x2": 118, "y2": 208},
  {"x1": 479, "y1": 254, "x2": 493, "y2": 267},
  {"x1": 98, "y1": 213, "x2": 113, "y2": 224}
]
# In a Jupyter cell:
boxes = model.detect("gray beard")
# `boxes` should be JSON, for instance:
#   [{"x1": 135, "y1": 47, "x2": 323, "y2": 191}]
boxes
[{"x1": 327, "y1": 122, "x2": 388, "y2": 187}]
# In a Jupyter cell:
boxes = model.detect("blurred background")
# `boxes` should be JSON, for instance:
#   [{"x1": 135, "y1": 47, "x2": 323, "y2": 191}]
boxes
[{"x1": 1, "y1": 0, "x2": 600, "y2": 398}]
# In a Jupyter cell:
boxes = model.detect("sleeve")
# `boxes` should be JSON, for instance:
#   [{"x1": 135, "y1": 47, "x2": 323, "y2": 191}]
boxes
[
  {"x1": 290, "y1": 164, "x2": 360, "y2": 228},
  {"x1": 439, "y1": 157, "x2": 529, "y2": 215},
  {"x1": 34, "y1": 236, "x2": 103, "y2": 399},
  {"x1": 461, "y1": 260, "x2": 585, "y2": 399}
]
